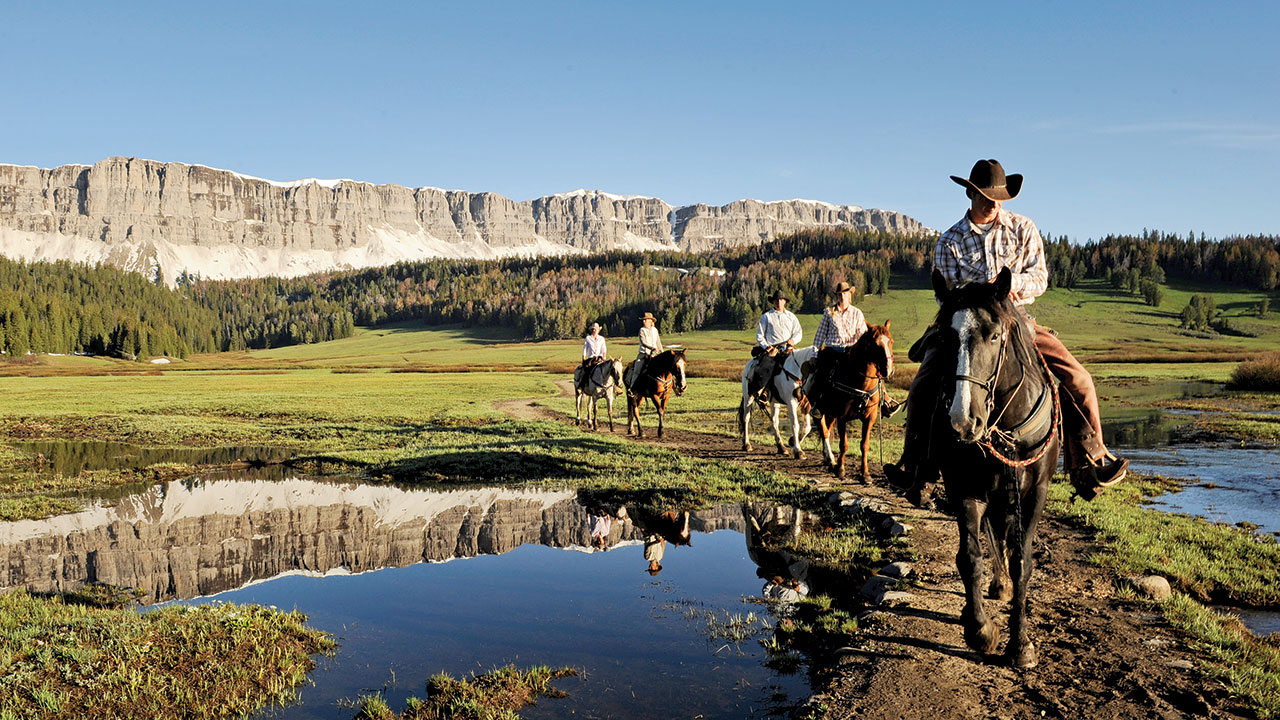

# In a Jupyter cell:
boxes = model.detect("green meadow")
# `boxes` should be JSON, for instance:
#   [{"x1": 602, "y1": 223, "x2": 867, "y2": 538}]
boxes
[{"x1": 0, "y1": 277, "x2": 1277, "y2": 719}]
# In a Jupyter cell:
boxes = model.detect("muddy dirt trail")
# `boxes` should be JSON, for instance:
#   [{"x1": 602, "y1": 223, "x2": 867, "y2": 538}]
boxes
[{"x1": 499, "y1": 381, "x2": 1250, "y2": 719}]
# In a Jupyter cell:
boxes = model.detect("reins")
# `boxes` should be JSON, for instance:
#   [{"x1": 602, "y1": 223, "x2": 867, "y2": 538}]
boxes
[{"x1": 974, "y1": 323, "x2": 1060, "y2": 469}]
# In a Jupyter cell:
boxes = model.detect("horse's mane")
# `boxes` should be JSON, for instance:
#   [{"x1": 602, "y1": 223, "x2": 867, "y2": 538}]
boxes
[{"x1": 648, "y1": 349, "x2": 685, "y2": 374}]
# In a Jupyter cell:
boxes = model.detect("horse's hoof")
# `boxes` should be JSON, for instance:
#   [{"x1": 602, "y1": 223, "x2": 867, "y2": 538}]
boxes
[
  {"x1": 776, "y1": 446, "x2": 786, "y2": 456},
  {"x1": 1006, "y1": 642, "x2": 1037, "y2": 669},
  {"x1": 965, "y1": 621, "x2": 1000, "y2": 655},
  {"x1": 743, "y1": 444, "x2": 752, "y2": 453},
  {"x1": 793, "y1": 451, "x2": 804, "y2": 460}
]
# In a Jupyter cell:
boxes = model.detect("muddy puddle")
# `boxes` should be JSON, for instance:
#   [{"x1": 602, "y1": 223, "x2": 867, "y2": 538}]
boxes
[{"x1": 0, "y1": 478, "x2": 813, "y2": 719}]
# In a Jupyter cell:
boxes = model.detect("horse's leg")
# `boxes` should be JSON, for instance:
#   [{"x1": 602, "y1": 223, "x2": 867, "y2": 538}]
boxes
[
  {"x1": 589, "y1": 394, "x2": 598, "y2": 431},
  {"x1": 819, "y1": 415, "x2": 836, "y2": 469},
  {"x1": 787, "y1": 394, "x2": 805, "y2": 460},
  {"x1": 768, "y1": 402, "x2": 786, "y2": 455},
  {"x1": 984, "y1": 513, "x2": 1013, "y2": 602},
  {"x1": 836, "y1": 417, "x2": 849, "y2": 479},
  {"x1": 606, "y1": 390, "x2": 615, "y2": 432},
  {"x1": 628, "y1": 394, "x2": 640, "y2": 437},
  {"x1": 654, "y1": 395, "x2": 665, "y2": 439},
  {"x1": 957, "y1": 497, "x2": 1000, "y2": 656},
  {"x1": 741, "y1": 397, "x2": 755, "y2": 452},
  {"x1": 575, "y1": 391, "x2": 582, "y2": 426},
  {"x1": 859, "y1": 416, "x2": 872, "y2": 482},
  {"x1": 1006, "y1": 472, "x2": 1049, "y2": 669}
]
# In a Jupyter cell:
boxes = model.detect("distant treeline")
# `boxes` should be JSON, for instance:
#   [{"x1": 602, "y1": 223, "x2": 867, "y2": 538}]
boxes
[
  {"x1": 310, "y1": 228, "x2": 935, "y2": 339},
  {"x1": 0, "y1": 229, "x2": 1275, "y2": 357},
  {"x1": 0, "y1": 259, "x2": 215, "y2": 359},
  {"x1": 1045, "y1": 230, "x2": 1280, "y2": 291}
]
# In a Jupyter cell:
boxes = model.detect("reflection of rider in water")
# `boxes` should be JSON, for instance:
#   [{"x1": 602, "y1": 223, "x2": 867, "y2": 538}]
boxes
[
  {"x1": 742, "y1": 502, "x2": 813, "y2": 607},
  {"x1": 631, "y1": 507, "x2": 690, "y2": 575}
]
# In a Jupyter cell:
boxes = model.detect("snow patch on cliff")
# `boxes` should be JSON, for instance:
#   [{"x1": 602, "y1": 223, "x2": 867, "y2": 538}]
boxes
[{"x1": 0, "y1": 225, "x2": 583, "y2": 285}]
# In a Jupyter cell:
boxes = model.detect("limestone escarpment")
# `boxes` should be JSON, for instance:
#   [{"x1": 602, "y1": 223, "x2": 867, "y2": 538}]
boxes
[{"x1": 0, "y1": 157, "x2": 930, "y2": 283}]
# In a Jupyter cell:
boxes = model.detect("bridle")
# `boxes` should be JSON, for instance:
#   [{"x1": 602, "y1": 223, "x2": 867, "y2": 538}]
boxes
[{"x1": 952, "y1": 317, "x2": 1059, "y2": 469}]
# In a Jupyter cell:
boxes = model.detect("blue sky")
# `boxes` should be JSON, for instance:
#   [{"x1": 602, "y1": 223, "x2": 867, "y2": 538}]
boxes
[{"x1": 1, "y1": 1, "x2": 1276, "y2": 241}]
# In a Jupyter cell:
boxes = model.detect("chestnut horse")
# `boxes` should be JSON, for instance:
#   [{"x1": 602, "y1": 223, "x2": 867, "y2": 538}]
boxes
[
  {"x1": 809, "y1": 322, "x2": 894, "y2": 480},
  {"x1": 625, "y1": 349, "x2": 687, "y2": 438}
]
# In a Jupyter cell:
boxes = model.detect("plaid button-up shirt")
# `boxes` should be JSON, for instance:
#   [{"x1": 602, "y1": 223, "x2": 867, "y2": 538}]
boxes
[
  {"x1": 934, "y1": 209, "x2": 1048, "y2": 305},
  {"x1": 813, "y1": 304, "x2": 867, "y2": 349}
]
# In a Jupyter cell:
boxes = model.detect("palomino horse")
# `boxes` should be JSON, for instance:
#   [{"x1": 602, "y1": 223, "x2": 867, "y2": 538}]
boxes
[
  {"x1": 809, "y1": 322, "x2": 894, "y2": 480},
  {"x1": 574, "y1": 358, "x2": 625, "y2": 431},
  {"x1": 931, "y1": 267, "x2": 1059, "y2": 668},
  {"x1": 625, "y1": 349, "x2": 687, "y2": 438},
  {"x1": 739, "y1": 346, "x2": 815, "y2": 458}
]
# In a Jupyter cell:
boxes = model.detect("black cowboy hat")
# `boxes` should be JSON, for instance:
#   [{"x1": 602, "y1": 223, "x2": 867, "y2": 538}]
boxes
[
  {"x1": 831, "y1": 281, "x2": 855, "y2": 295},
  {"x1": 768, "y1": 290, "x2": 790, "y2": 303},
  {"x1": 950, "y1": 159, "x2": 1023, "y2": 202}
]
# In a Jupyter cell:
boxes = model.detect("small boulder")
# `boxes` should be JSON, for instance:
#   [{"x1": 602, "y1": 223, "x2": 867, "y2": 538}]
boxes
[
  {"x1": 1125, "y1": 575, "x2": 1173, "y2": 602},
  {"x1": 874, "y1": 590, "x2": 913, "y2": 605},
  {"x1": 879, "y1": 561, "x2": 913, "y2": 578},
  {"x1": 860, "y1": 575, "x2": 896, "y2": 599}
]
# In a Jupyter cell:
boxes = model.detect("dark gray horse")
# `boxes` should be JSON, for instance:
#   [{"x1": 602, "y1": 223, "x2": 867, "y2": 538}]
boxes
[{"x1": 931, "y1": 267, "x2": 1060, "y2": 668}]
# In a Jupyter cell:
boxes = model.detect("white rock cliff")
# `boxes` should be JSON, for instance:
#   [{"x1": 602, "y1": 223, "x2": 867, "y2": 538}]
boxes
[{"x1": 0, "y1": 157, "x2": 929, "y2": 283}]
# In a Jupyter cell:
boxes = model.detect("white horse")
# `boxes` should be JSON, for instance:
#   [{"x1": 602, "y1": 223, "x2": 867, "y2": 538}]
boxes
[
  {"x1": 575, "y1": 358, "x2": 625, "y2": 431},
  {"x1": 740, "y1": 346, "x2": 815, "y2": 458}
]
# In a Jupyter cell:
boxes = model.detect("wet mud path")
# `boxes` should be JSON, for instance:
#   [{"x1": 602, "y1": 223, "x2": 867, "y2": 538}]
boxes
[{"x1": 497, "y1": 381, "x2": 1250, "y2": 719}]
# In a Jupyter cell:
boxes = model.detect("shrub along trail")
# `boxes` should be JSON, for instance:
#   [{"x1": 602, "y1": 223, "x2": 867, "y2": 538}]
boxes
[{"x1": 499, "y1": 381, "x2": 1256, "y2": 720}]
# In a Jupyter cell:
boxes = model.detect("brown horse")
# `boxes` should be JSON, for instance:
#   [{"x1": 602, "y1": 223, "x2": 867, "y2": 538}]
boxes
[
  {"x1": 810, "y1": 322, "x2": 894, "y2": 480},
  {"x1": 624, "y1": 349, "x2": 687, "y2": 438}
]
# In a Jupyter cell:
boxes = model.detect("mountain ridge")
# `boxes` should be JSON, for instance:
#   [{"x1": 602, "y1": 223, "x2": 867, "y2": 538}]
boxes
[{"x1": 0, "y1": 156, "x2": 932, "y2": 283}]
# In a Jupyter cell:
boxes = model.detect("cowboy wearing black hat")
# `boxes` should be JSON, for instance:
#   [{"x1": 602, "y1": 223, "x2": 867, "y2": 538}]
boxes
[
  {"x1": 748, "y1": 291, "x2": 802, "y2": 403},
  {"x1": 884, "y1": 159, "x2": 1127, "y2": 503}
]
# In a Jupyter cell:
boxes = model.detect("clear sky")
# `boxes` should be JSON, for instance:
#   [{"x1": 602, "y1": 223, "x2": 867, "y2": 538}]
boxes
[{"x1": 1, "y1": 1, "x2": 1275, "y2": 241}]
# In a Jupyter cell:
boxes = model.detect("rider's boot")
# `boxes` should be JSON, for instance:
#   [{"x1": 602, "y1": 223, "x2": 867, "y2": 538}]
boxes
[
  {"x1": 1069, "y1": 452, "x2": 1129, "y2": 501},
  {"x1": 1060, "y1": 388, "x2": 1129, "y2": 501},
  {"x1": 880, "y1": 395, "x2": 903, "y2": 419}
]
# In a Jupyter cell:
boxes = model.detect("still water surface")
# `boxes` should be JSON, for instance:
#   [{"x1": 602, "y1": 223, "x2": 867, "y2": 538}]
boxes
[{"x1": 0, "y1": 476, "x2": 809, "y2": 719}]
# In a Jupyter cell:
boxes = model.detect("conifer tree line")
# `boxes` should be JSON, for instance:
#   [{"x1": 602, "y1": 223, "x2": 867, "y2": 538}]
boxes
[{"x1": 0, "y1": 229, "x2": 1274, "y2": 358}]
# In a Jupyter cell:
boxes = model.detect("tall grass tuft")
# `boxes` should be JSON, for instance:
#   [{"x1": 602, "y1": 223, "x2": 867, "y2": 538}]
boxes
[{"x1": 1229, "y1": 352, "x2": 1280, "y2": 391}]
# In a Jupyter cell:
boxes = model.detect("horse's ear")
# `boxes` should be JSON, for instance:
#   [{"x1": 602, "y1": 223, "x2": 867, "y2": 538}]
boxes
[
  {"x1": 994, "y1": 267, "x2": 1012, "y2": 297},
  {"x1": 883, "y1": 319, "x2": 891, "y2": 330},
  {"x1": 931, "y1": 269, "x2": 951, "y2": 301}
]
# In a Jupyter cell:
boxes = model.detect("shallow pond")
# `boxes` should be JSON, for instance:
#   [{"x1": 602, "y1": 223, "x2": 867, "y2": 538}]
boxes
[{"x1": 0, "y1": 477, "x2": 812, "y2": 719}]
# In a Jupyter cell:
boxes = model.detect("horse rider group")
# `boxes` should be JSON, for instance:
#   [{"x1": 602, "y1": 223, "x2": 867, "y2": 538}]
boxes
[
  {"x1": 576, "y1": 157, "x2": 1128, "y2": 503},
  {"x1": 576, "y1": 312, "x2": 664, "y2": 392}
]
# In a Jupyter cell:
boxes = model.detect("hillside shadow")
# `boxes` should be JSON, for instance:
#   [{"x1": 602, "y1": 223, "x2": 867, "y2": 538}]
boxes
[{"x1": 381, "y1": 449, "x2": 593, "y2": 483}]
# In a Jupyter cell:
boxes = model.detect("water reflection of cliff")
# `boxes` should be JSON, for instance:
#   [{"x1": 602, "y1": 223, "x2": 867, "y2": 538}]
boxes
[{"x1": 0, "y1": 479, "x2": 744, "y2": 603}]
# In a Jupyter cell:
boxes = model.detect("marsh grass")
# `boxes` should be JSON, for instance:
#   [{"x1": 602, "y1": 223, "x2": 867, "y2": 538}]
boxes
[
  {"x1": 356, "y1": 665, "x2": 577, "y2": 720},
  {"x1": 1049, "y1": 477, "x2": 1280, "y2": 606},
  {"x1": 0, "y1": 590, "x2": 334, "y2": 720},
  {"x1": 1229, "y1": 352, "x2": 1280, "y2": 392},
  {"x1": 1160, "y1": 593, "x2": 1280, "y2": 719}
]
